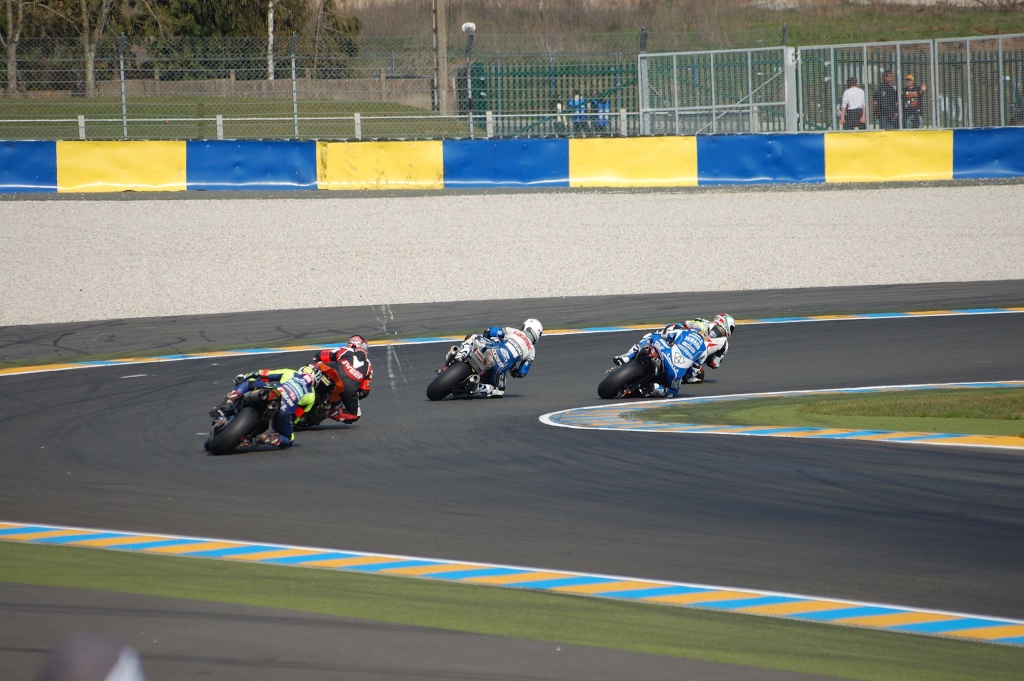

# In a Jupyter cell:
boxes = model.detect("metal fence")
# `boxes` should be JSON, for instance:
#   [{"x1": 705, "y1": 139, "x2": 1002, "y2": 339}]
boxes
[
  {"x1": 797, "y1": 34, "x2": 1024, "y2": 131},
  {"x1": 638, "y1": 47, "x2": 793, "y2": 135},
  {"x1": 1, "y1": 32, "x2": 1022, "y2": 141}
]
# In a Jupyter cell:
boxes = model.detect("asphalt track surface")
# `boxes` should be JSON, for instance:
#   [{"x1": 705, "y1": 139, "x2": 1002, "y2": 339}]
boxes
[{"x1": 3, "y1": 281, "x2": 1024, "y2": 680}]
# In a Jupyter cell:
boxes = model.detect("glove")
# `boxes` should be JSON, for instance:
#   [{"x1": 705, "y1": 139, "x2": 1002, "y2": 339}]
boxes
[
  {"x1": 511, "y1": 360, "x2": 531, "y2": 378},
  {"x1": 613, "y1": 355, "x2": 630, "y2": 366}
]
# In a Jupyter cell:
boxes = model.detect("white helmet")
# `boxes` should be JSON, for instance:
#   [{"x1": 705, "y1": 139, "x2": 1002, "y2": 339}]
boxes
[
  {"x1": 713, "y1": 313, "x2": 735, "y2": 337},
  {"x1": 522, "y1": 318, "x2": 543, "y2": 343}
]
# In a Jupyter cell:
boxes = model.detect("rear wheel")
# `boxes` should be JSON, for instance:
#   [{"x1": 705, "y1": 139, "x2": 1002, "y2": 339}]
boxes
[
  {"x1": 426, "y1": 362, "x2": 472, "y2": 401},
  {"x1": 205, "y1": 407, "x2": 259, "y2": 455},
  {"x1": 598, "y1": 361, "x2": 647, "y2": 399}
]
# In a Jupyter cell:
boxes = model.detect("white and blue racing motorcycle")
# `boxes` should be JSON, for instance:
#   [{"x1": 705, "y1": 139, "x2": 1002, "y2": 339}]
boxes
[{"x1": 597, "y1": 329, "x2": 708, "y2": 399}]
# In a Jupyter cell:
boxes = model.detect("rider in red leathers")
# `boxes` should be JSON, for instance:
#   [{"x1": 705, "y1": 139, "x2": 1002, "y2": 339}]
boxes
[{"x1": 312, "y1": 334, "x2": 373, "y2": 423}]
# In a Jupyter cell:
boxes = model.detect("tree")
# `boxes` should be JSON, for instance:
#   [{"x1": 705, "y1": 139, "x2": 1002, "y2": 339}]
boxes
[
  {"x1": 35, "y1": 0, "x2": 119, "y2": 96},
  {"x1": 1, "y1": 0, "x2": 35, "y2": 94},
  {"x1": 307, "y1": 0, "x2": 360, "y2": 77}
]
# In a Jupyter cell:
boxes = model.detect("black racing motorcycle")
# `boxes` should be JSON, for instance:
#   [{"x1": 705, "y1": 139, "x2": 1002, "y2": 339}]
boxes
[
  {"x1": 204, "y1": 389, "x2": 278, "y2": 455},
  {"x1": 426, "y1": 336, "x2": 494, "y2": 401}
]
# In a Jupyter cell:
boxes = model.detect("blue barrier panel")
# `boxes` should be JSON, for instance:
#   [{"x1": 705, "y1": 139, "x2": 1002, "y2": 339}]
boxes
[
  {"x1": 697, "y1": 133, "x2": 825, "y2": 185},
  {"x1": 186, "y1": 140, "x2": 317, "y2": 191},
  {"x1": 0, "y1": 141, "x2": 57, "y2": 193},
  {"x1": 442, "y1": 139, "x2": 569, "y2": 188},
  {"x1": 953, "y1": 128, "x2": 1024, "y2": 179}
]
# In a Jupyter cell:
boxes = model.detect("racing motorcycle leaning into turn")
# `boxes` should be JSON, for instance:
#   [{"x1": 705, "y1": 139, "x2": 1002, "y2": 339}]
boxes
[
  {"x1": 426, "y1": 320, "x2": 541, "y2": 401},
  {"x1": 598, "y1": 327, "x2": 716, "y2": 399}
]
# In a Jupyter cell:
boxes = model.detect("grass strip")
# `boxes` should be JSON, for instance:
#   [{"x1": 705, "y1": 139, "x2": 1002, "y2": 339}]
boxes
[
  {"x1": 635, "y1": 388, "x2": 1024, "y2": 439},
  {"x1": 2, "y1": 542, "x2": 1021, "y2": 681}
]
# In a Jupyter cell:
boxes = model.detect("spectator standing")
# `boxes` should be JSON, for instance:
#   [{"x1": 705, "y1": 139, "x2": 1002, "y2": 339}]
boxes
[
  {"x1": 873, "y1": 69, "x2": 900, "y2": 130},
  {"x1": 902, "y1": 73, "x2": 927, "y2": 129},
  {"x1": 568, "y1": 88, "x2": 588, "y2": 134},
  {"x1": 838, "y1": 76, "x2": 866, "y2": 130},
  {"x1": 553, "y1": 96, "x2": 567, "y2": 134}
]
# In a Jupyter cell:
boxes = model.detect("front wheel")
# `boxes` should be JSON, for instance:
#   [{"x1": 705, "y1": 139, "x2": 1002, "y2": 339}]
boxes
[
  {"x1": 426, "y1": 362, "x2": 472, "y2": 401},
  {"x1": 597, "y1": 361, "x2": 647, "y2": 399},
  {"x1": 205, "y1": 407, "x2": 259, "y2": 455}
]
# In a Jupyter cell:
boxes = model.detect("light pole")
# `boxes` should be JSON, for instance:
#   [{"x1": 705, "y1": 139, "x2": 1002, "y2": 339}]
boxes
[
  {"x1": 432, "y1": 0, "x2": 448, "y2": 115},
  {"x1": 463, "y1": 22, "x2": 476, "y2": 138}
]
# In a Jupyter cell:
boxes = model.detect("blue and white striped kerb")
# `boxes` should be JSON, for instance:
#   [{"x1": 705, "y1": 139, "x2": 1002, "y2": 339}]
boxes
[
  {"x1": 2, "y1": 521, "x2": 1022, "y2": 647},
  {"x1": 541, "y1": 381, "x2": 1024, "y2": 450}
]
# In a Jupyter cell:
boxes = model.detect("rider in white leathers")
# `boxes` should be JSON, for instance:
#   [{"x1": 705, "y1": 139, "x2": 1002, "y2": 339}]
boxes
[{"x1": 445, "y1": 318, "x2": 542, "y2": 397}]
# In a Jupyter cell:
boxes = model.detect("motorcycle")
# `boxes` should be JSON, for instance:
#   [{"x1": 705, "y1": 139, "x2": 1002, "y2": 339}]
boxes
[
  {"x1": 204, "y1": 388, "x2": 279, "y2": 455},
  {"x1": 205, "y1": 364, "x2": 341, "y2": 453},
  {"x1": 597, "y1": 329, "x2": 717, "y2": 399},
  {"x1": 426, "y1": 335, "x2": 495, "y2": 401}
]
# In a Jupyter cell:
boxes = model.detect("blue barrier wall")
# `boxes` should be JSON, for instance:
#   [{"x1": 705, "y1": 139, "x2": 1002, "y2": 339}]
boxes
[
  {"x1": 1, "y1": 141, "x2": 57, "y2": 193},
  {"x1": 442, "y1": 139, "x2": 569, "y2": 188},
  {"x1": 1, "y1": 129, "x2": 1022, "y2": 192},
  {"x1": 186, "y1": 140, "x2": 318, "y2": 191},
  {"x1": 696, "y1": 134, "x2": 826, "y2": 185},
  {"x1": 953, "y1": 128, "x2": 1024, "y2": 179}
]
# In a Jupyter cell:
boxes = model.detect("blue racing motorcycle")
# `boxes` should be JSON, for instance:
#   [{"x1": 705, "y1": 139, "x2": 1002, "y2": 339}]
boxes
[{"x1": 597, "y1": 330, "x2": 707, "y2": 399}]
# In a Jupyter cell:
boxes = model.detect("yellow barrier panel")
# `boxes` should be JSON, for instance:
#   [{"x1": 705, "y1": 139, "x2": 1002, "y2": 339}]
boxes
[
  {"x1": 569, "y1": 137, "x2": 698, "y2": 188},
  {"x1": 56, "y1": 141, "x2": 187, "y2": 193},
  {"x1": 317, "y1": 141, "x2": 444, "y2": 190},
  {"x1": 824, "y1": 130, "x2": 953, "y2": 183}
]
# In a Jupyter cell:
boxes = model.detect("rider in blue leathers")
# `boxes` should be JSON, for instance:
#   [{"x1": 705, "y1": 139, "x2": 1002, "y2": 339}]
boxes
[
  {"x1": 445, "y1": 318, "x2": 543, "y2": 397},
  {"x1": 612, "y1": 313, "x2": 735, "y2": 396}
]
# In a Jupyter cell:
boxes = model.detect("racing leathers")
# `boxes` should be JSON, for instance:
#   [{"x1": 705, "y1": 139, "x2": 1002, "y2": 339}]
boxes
[
  {"x1": 612, "y1": 328, "x2": 708, "y2": 397},
  {"x1": 313, "y1": 345, "x2": 373, "y2": 422},
  {"x1": 209, "y1": 369, "x2": 318, "y2": 449},
  {"x1": 445, "y1": 326, "x2": 536, "y2": 398},
  {"x1": 616, "y1": 317, "x2": 729, "y2": 377}
]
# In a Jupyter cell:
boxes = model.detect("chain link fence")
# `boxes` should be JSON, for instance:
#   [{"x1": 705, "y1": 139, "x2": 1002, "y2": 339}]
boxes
[{"x1": 2, "y1": 30, "x2": 1022, "y2": 140}]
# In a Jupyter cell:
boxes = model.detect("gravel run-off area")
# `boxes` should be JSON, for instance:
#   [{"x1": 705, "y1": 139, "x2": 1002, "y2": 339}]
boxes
[{"x1": 2, "y1": 183, "x2": 1022, "y2": 326}]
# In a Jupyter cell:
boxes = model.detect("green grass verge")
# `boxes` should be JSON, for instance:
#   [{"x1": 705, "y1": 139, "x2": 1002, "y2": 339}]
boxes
[
  {"x1": 3, "y1": 542, "x2": 1021, "y2": 680},
  {"x1": 0, "y1": 96, "x2": 466, "y2": 140},
  {"x1": 635, "y1": 388, "x2": 1024, "y2": 438}
]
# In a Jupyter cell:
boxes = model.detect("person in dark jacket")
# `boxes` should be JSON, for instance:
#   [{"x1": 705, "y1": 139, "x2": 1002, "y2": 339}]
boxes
[{"x1": 873, "y1": 69, "x2": 900, "y2": 130}]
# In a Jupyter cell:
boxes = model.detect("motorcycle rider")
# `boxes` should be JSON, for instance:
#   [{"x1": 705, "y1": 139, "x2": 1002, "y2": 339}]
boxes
[
  {"x1": 311, "y1": 335, "x2": 373, "y2": 423},
  {"x1": 444, "y1": 318, "x2": 543, "y2": 397},
  {"x1": 612, "y1": 313, "x2": 734, "y2": 394},
  {"x1": 208, "y1": 364, "x2": 332, "y2": 449},
  {"x1": 705, "y1": 313, "x2": 735, "y2": 370}
]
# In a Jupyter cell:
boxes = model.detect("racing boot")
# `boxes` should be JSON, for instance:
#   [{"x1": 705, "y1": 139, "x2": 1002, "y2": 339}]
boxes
[
  {"x1": 474, "y1": 383, "x2": 504, "y2": 398},
  {"x1": 684, "y1": 366, "x2": 705, "y2": 384},
  {"x1": 327, "y1": 406, "x2": 361, "y2": 423},
  {"x1": 640, "y1": 382, "x2": 667, "y2": 398},
  {"x1": 209, "y1": 390, "x2": 242, "y2": 418},
  {"x1": 251, "y1": 432, "x2": 283, "y2": 448}
]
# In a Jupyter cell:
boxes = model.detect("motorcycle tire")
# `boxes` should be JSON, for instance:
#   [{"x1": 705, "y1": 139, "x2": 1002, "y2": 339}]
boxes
[
  {"x1": 205, "y1": 406, "x2": 260, "y2": 455},
  {"x1": 426, "y1": 362, "x2": 472, "y2": 401},
  {"x1": 598, "y1": 361, "x2": 646, "y2": 399}
]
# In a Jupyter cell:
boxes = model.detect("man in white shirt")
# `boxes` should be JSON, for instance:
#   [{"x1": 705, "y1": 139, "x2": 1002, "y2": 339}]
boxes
[{"x1": 838, "y1": 76, "x2": 866, "y2": 130}]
